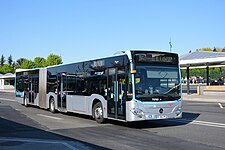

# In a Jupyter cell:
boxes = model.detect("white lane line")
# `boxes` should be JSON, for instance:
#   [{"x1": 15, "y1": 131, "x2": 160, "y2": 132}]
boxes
[
  {"x1": 0, "y1": 97, "x2": 16, "y2": 102},
  {"x1": 169, "y1": 119, "x2": 225, "y2": 129},
  {"x1": 0, "y1": 137, "x2": 79, "y2": 150},
  {"x1": 218, "y1": 103, "x2": 224, "y2": 109},
  {"x1": 192, "y1": 122, "x2": 225, "y2": 128},
  {"x1": 186, "y1": 102, "x2": 216, "y2": 105},
  {"x1": 37, "y1": 114, "x2": 63, "y2": 120}
]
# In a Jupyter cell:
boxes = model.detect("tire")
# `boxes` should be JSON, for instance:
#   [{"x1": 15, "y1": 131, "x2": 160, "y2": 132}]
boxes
[
  {"x1": 93, "y1": 102, "x2": 105, "y2": 124},
  {"x1": 49, "y1": 98, "x2": 56, "y2": 113}
]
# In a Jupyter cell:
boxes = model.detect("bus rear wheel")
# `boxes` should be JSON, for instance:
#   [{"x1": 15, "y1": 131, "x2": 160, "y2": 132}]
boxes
[
  {"x1": 93, "y1": 102, "x2": 105, "y2": 124},
  {"x1": 49, "y1": 98, "x2": 56, "y2": 113}
]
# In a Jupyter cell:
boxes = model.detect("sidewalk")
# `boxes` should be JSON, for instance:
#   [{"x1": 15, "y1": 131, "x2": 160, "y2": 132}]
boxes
[
  {"x1": 0, "y1": 89, "x2": 14, "y2": 93},
  {"x1": 182, "y1": 93, "x2": 225, "y2": 103}
]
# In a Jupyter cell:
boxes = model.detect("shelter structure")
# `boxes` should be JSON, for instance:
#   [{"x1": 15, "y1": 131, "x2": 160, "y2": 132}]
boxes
[
  {"x1": 180, "y1": 51, "x2": 225, "y2": 94},
  {"x1": 0, "y1": 73, "x2": 15, "y2": 90}
]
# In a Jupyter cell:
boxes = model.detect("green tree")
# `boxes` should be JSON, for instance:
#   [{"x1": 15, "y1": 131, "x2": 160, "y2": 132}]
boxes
[
  {"x1": 16, "y1": 58, "x2": 25, "y2": 68},
  {"x1": 8, "y1": 55, "x2": 13, "y2": 65},
  {"x1": 46, "y1": 54, "x2": 62, "y2": 66},
  {"x1": 200, "y1": 48, "x2": 213, "y2": 51},
  {"x1": 181, "y1": 68, "x2": 207, "y2": 79},
  {"x1": 34, "y1": 57, "x2": 47, "y2": 68},
  {"x1": 12, "y1": 61, "x2": 16, "y2": 70},
  {"x1": 19, "y1": 59, "x2": 35, "y2": 69},
  {"x1": 0, "y1": 54, "x2": 5, "y2": 66},
  {"x1": 0, "y1": 64, "x2": 14, "y2": 74},
  {"x1": 222, "y1": 47, "x2": 225, "y2": 52}
]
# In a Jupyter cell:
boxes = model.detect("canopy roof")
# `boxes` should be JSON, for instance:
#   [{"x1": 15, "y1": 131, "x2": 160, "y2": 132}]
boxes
[
  {"x1": 180, "y1": 51, "x2": 225, "y2": 68},
  {"x1": 0, "y1": 73, "x2": 15, "y2": 79}
]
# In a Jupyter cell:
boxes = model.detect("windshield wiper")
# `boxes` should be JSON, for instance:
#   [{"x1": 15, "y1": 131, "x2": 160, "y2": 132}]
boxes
[{"x1": 163, "y1": 83, "x2": 181, "y2": 95}]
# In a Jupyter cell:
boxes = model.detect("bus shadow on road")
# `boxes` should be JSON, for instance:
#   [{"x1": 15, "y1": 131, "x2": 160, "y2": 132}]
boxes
[
  {"x1": 0, "y1": 117, "x2": 110, "y2": 150},
  {"x1": 107, "y1": 112, "x2": 200, "y2": 129}
]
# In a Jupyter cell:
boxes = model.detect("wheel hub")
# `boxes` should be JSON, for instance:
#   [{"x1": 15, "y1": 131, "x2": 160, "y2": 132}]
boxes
[{"x1": 95, "y1": 107, "x2": 102, "y2": 119}]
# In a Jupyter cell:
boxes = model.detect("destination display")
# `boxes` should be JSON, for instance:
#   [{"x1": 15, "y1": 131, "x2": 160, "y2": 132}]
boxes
[{"x1": 134, "y1": 52, "x2": 178, "y2": 65}]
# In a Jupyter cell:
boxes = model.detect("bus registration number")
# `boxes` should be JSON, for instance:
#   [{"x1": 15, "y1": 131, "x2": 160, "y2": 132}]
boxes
[{"x1": 146, "y1": 114, "x2": 167, "y2": 119}]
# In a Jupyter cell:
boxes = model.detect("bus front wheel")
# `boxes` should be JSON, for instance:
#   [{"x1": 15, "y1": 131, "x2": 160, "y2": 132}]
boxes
[
  {"x1": 49, "y1": 98, "x2": 56, "y2": 113},
  {"x1": 93, "y1": 102, "x2": 105, "y2": 124}
]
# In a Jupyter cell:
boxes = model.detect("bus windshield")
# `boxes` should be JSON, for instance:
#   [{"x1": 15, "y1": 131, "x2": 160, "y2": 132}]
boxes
[{"x1": 135, "y1": 66, "x2": 181, "y2": 101}]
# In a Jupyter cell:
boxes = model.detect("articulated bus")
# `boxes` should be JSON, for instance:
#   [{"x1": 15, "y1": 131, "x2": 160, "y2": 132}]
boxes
[{"x1": 15, "y1": 50, "x2": 182, "y2": 123}]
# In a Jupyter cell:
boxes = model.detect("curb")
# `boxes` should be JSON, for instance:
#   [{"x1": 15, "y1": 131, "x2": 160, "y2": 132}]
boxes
[{"x1": 183, "y1": 96, "x2": 225, "y2": 103}]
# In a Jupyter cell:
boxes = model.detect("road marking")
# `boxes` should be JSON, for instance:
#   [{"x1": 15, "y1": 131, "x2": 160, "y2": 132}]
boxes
[
  {"x1": 169, "y1": 119, "x2": 225, "y2": 129},
  {"x1": 0, "y1": 97, "x2": 16, "y2": 102},
  {"x1": 37, "y1": 114, "x2": 63, "y2": 120},
  {"x1": 218, "y1": 103, "x2": 224, "y2": 109},
  {"x1": 186, "y1": 102, "x2": 215, "y2": 105},
  {"x1": 0, "y1": 137, "x2": 79, "y2": 150}
]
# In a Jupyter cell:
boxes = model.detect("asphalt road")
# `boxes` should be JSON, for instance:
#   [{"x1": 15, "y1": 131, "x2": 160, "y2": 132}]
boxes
[{"x1": 0, "y1": 91, "x2": 225, "y2": 150}]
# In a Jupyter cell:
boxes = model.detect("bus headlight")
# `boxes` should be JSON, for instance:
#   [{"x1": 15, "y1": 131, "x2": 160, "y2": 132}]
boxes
[
  {"x1": 176, "y1": 107, "x2": 182, "y2": 116},
  {"x1": 131, "y1": 108, "x2": 144, "y2": 118}
]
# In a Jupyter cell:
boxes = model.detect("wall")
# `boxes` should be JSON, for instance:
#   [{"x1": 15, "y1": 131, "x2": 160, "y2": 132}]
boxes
[{"x1": 0, "y1": 78, "x2": 15, "y2": 90}]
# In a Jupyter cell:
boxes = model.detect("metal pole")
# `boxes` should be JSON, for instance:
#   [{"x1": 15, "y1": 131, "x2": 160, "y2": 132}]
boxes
[
  {"x1": 187, "y1": 66, "x2": 190, "y2": 94},
  {"x1": 169, "y1": 37, "x2": 172, "y2": 52},
  {"x1": 206, "y1": 65, "x2": 209, "y2": 86}
]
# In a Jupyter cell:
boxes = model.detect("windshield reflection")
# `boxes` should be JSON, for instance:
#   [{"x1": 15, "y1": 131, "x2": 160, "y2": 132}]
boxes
[{"x1": 135, "y1": 66, "x2": 181, "y2": 101}]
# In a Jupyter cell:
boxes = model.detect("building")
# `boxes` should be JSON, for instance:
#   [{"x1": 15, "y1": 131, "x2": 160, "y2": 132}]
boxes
[
  {"x1": 180, "y1": 51, "x2": 225, "y2": 95},
  {"x1": 0, "y1": 73, "x2": 15, "y2": 90}
]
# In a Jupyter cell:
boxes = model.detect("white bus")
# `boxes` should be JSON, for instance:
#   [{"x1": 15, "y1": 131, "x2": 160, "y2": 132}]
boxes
[{"x1": 15, "y1": 50, "x2": 182, "y2": 123}]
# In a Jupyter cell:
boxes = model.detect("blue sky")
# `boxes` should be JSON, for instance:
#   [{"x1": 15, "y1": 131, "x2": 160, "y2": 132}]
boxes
[{"x1": 0, "y1": 0, "x2": 225, "y2": 64}]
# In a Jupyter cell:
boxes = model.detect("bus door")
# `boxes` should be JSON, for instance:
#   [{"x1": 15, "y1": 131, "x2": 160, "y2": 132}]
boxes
[
  {"x1": 57, "y1": 73, "x2": 67, "y2": 110},
  {"x1": 28, "y1": 76, "x2": 34, "y2": 104},
  {"x1": 107, "y1": 67, "x2": 126, "y2": 120},
  {"x1": 23, "y1": 75, "x2": 29, "y2": 101},
  {"x1": 23, "y1": 75, "x2": 34, "y2": 104},
  {"x1": 28, "y1": 75, "x2": 38, "y2": 104}
]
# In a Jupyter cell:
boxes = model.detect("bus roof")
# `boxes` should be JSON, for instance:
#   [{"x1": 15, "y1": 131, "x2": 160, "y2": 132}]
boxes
[
  {"x1": 47, "y1": 49, "x2": 178, "y2": 69},
  {"x1": 16, "y1": 68, "x2": 41, "y2": 73},
  {"x1": 16, "y1": 49, "x2": 178, "y2": 71},
  {"x1": 46, "y1": 50, "x2": 127, "y2": 69}
]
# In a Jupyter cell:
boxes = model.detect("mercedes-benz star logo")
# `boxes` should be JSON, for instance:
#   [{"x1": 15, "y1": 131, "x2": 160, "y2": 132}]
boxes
[{"x1": 159, "y1": 108, "x2": 164, "y2": 114}]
